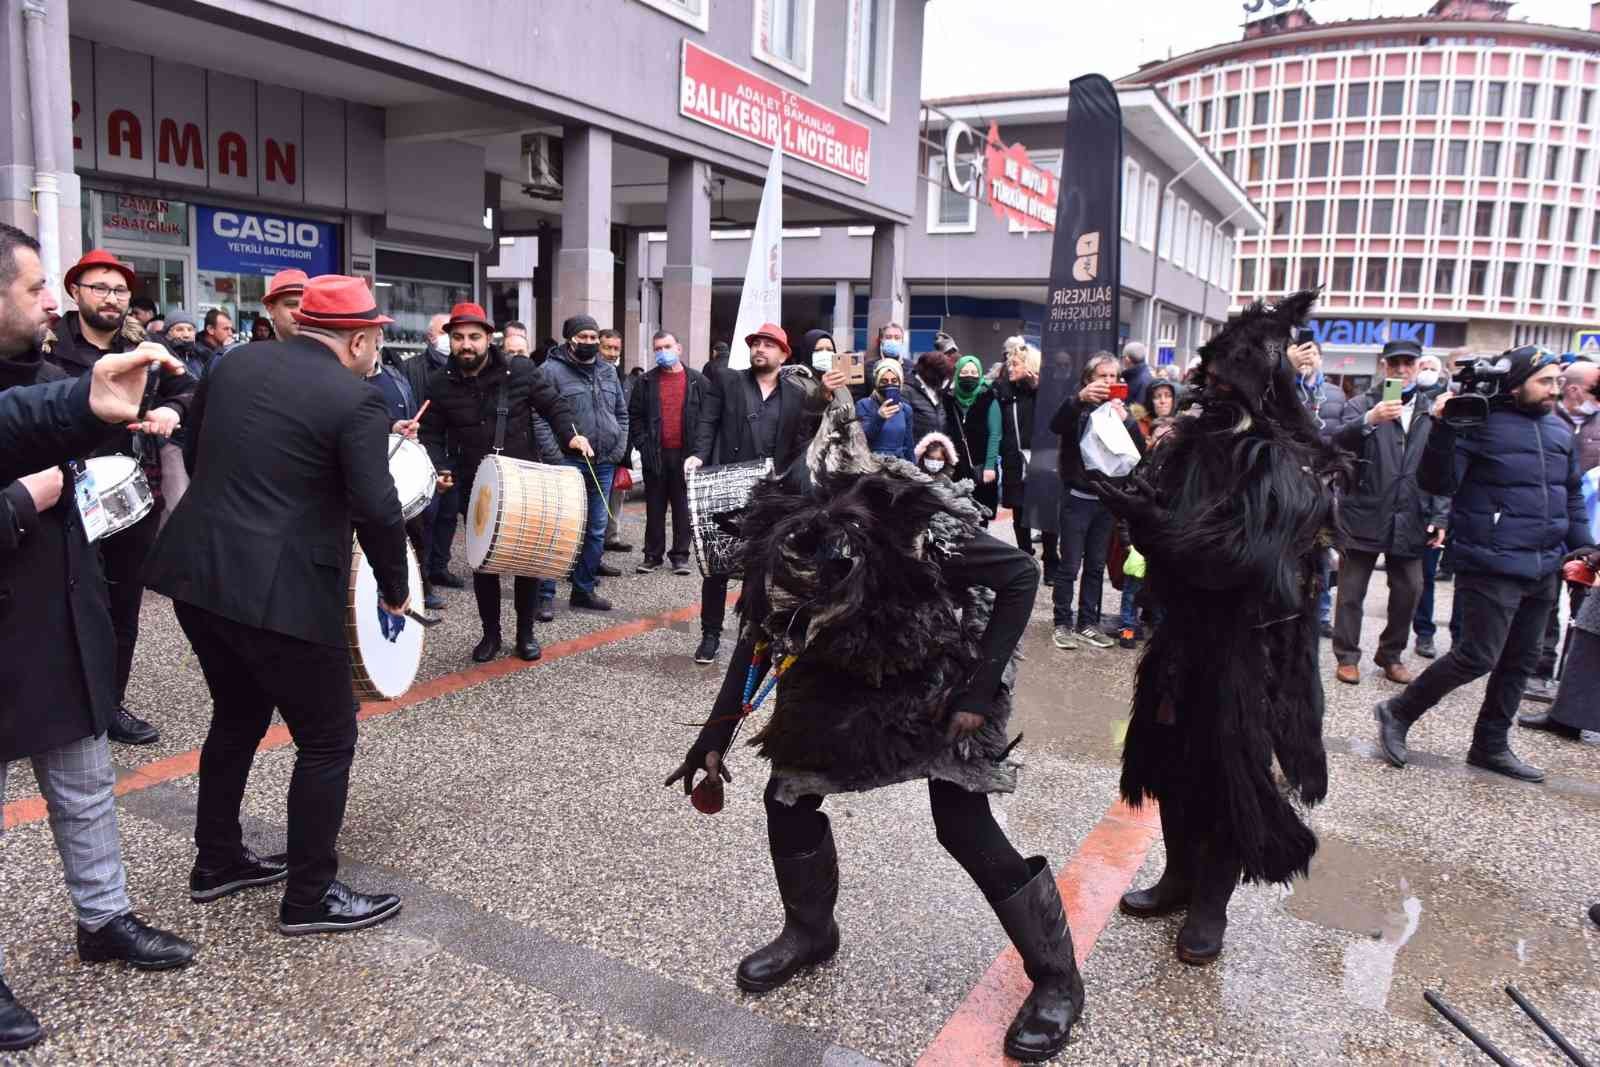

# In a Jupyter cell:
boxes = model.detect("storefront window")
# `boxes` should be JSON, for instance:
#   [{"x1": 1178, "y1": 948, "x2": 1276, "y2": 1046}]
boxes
[
  {"x1": 197, "y1": 270, "x2": 268, "y2": 337},
  {"x1": 374, "y1": 249, "x2": 475, "y2": 349}
]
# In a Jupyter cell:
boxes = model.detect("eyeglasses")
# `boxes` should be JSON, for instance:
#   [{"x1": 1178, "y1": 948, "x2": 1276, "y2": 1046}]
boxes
[{"x1": 78, "y1": 283, "x2": 132, "y2": 301}]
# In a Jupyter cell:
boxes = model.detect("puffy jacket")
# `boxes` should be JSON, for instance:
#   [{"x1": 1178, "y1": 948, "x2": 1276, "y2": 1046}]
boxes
[
  {"x1": 418, "y1": 346, "x2": 573, "y2": 475},
  {"x1": 1333, "y1": 388, "x2": 1449, "y2": 557},
  {"x1": 542, "y1": 344, "x2": 629, "y2": 464},
  {"x1": 856, "y1": 395, "x2": 915, "y2": 461},
  {"x1": 1419, "y1": 406, "x2": 1592, "y2": 580}
]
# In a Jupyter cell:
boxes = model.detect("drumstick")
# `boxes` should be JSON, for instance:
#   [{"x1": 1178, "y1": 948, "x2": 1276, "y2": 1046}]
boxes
[
  {"x1": 388, "y1": 400, "x2": 433, "y2": 460},
  {"x1": 573, "y1": 423, "x2": 618, "y2": 528},
  {"x1": 405, "y1": 608, "x2": 441, "y2": 628}
]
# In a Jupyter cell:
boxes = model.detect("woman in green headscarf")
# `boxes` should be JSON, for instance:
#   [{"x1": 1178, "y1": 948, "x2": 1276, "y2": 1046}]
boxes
[{"x1": 944, "y1": 354, "x2": 1002, "y2": 519}]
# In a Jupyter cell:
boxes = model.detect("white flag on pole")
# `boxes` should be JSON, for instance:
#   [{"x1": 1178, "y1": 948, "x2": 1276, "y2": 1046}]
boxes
[{"x1": 728, "y1": 144, "x2": 783, "y2": 370}]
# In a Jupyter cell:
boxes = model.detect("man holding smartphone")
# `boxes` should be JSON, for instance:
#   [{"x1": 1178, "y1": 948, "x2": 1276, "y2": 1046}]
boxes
[{"x1": 1329, "y1": 338, "x2": 1448, "y2": 686}]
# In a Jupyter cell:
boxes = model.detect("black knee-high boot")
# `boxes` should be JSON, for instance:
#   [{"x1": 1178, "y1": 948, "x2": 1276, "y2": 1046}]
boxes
[
  {"x1": 1119, "y1": 799, "x2": 1192, "y2": 917},
  {"x1": 736, "y1": 816, "x2": 841, "y2": 993},
  {"x1": 1175, "y1": 837, "x2": 1241, "y2": 966},
  {"x1": 990, "y1": 856, "x2": 1085, "y2": 1062}
]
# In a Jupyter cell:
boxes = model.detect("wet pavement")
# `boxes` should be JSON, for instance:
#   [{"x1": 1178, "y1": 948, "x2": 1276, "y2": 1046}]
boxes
[{"x1": 3, "y1": 508, "x2": 1597, "y2": 1065}]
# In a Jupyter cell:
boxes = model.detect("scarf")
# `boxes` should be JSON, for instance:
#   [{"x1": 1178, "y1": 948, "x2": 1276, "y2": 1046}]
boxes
[{"x1": 952, "y1": 355, "x2": 985, "y2": 414}]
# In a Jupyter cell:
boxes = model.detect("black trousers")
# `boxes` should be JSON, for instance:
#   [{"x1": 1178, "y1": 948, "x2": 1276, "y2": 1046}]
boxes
[
  {"x1": 765, "y1": 776, "x2": 1030, "y2": 903},
  {"x1": 473, "y1": 572, "x2": 539, "y2": 635},
  {"x1": 702, "y1": 575, "x2": 730, "y2": 635},
  {"x1": 99, "y1": 507, "x2": 160, "y2": 706},
  {"x1": 1392, "y1": 571, "x2": 1559, "y2": 751},
  {"x1": 177, "y1": 601, "x2": 357, "y2": 907},
  {"x1": 644, "y1": 450, "x2": 692, "y2": 566},
  {"x1": 428, "y1": 484, "x2": 459, "y2": 576}
]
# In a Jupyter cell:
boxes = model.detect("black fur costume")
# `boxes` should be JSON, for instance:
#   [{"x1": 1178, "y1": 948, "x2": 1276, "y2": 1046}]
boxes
[
  {"x1": 1096, "y1": 290, "x2": 1343, "y2": 885},
  {"x1": 731, "y1": 408, "x2": 1022, "y2": 803}
]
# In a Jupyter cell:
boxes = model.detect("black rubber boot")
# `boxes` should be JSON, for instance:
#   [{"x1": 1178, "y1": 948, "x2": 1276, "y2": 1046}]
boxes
[
  {"x1": 735, "y1": 820, "x2": 841, "y2": 993},
  {"x1": 1120, "y1": 801, "x2": 1191, "y2": 917},
  {"x1": 991, "y1": 856, "x2": 1085, "y2": 1062},
  {"x1": 515, "y1": 619, "x2": 541, "y2": 662},
  {"x1": 1175, "y1": 841, "x2": 1241, "y2": 966},
  {"x1": 472, "y1": 630, "x2": 502, "y2": 663}
]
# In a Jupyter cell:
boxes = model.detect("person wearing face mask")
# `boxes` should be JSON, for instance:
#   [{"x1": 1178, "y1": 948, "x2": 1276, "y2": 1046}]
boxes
[
  {"x1": 856, "y1": 359, "x2": 915, "y2": 461},
  {"x1": 798, "y1": 328, "x2": 835, "y2": 368},
  {"x1": 628, "y1": 330, "x2": 704, "y2": 575},
  {"x1": 944, "y1": 355, "x2": 1002, "y2": 521},
  {"x1": 146, "y1": 276, "x2": 413, "y2": 937},
  {"x1": 420, "y1": 304, "x2": 586, "y2": 661},
  {"x1": 1409, "y1": 353, "x2": 1452, "y2": 659},
  {"x1": 538, "y1": 316, "x2": 630, "y2": 610},
  {"x1": 857, "y1": 322, "x2": 907, "y2": 401},
  {"x1": 1329, "y1": 339, "x2": 1449, "y2": 687},
  {"x1": 914, "y1": 432, "x2": 957, "y2": 478},
  {"x1": 993, "y1": 341, "x2": 1056, "y2": 577}
]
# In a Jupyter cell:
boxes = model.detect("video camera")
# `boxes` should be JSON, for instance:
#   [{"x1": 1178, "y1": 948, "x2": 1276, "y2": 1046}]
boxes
[{"x1": 1440, "y1": 355, "x2": 1512, "y2": 430}]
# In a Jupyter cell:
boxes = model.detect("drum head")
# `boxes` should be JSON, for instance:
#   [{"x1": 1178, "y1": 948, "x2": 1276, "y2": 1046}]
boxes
[
  {"x1": 463, "y1": 455, "x2": 502, "y2": 572},
  {"x1": 351, "y1": 539, "x2": 424, "y2": 700},
  {"x1": 387, "y1": 436, "x2": 436, "y2": 520},
  {"x1": 85, "y1": 454, "x2": 139, "y2": 487}
]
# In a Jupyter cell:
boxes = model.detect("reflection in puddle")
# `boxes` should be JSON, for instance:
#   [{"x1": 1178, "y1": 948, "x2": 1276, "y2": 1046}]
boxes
[{"x1": 1337, "y1": 884, "x2": 1422, "y2": 1011}]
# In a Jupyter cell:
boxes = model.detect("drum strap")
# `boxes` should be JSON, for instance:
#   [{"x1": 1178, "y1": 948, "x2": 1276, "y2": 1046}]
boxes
[{"x1": 492, "y1": 374, "x2": 509, "y2": 454}]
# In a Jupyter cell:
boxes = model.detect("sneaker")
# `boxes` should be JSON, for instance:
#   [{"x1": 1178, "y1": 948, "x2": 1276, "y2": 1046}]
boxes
[
  {"x1": 671, "y1": 561, "x2": 694, "y2": 576},
  {"x1": 636, "y1": 559, "x2": 663, "y2": 573},
  {"x1": 1118, "y1": 628, "x2": 1140, "y2": 649},
  {"x1": 694, "y1": 632, "x2": 721, "y2": 664},
  {"x1": 1052, "y1": 626, "x2": 1079, "y2": 650},
  {"x1": 1078, "y1": 627, "x2": 1115, "y2": 650}
]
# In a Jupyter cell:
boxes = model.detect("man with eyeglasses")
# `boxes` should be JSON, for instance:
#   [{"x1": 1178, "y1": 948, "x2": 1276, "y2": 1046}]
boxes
[
  {"x1": 1375, "y1": 347, "x2": 1594, "y2": 783},
  {"x1": 48, "y1": 250, "x2": 197, "y2": 747}
]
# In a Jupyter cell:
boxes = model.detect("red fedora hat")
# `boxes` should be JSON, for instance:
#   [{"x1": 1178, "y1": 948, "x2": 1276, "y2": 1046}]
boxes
[
  {"x1": 63, "y1": 249, "x2": 137, "y2": 293},
  {"x1": 263, "y1": 269, "x2": 309, "y2": 305},
  {"x1": 290, "y1": 275, "x2": 394, "y2": 330},
  {"x1": 744, "y1": 322, "x2": 790, "y2": 357},
  {"x1": 444, "y1": 302, "x2": 493, "y2": 332}
]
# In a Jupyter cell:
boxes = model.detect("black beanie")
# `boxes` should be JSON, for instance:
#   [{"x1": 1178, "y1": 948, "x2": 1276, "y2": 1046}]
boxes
[{"x1": 563, "y1": 314, "x2": 599, "y2": 340}]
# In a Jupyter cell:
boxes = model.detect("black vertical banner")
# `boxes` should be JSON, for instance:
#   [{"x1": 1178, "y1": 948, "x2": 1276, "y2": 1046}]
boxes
[{"x1": 1027, "y1": 75, "x2": 1123, "y2": 534}]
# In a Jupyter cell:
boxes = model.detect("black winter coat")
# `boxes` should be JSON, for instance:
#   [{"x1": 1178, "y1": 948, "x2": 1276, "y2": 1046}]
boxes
[
  {"x1": 947, "y1": 391, "x2": 1000, "y2": 513},
  {"x1": 1049, "y1": 396, "x2": 1147, "y2": 494},
  {"x1": 0, "y1": 373, "x2": 116, "y2": 483},
  {"x1": 1333, "y1": 390, "x2": 1449, "y2": 557},
  {"x1": 992, "y1": 375, "x2": 1038, "y2": 509},
  {"x1": 0, "y1": 348, "x2": 117, "y2": 761},
  {"x1": 906, "y1": 377, "x2": 948, "y2": 447},
  {"x1": 628, "y1": 365, "x2": 707, "y2": 476},
  {"x1": 541, "y1": 345, "x2": 629, "y2": 464},
  {"x1": 419, "y1": 348, "x2": 574, "y2": 486},
  {"x1": 692, "y1": 366, "x2": 810, "y2": 470},
  {"x1": 399, "y1": 346, "x2": 448, "y2": 410}
]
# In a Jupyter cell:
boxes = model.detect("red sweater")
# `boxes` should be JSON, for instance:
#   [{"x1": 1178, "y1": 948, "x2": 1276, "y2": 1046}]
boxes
[{"x1": 658, "y1": 368, "x2": 688, "y2": 449}]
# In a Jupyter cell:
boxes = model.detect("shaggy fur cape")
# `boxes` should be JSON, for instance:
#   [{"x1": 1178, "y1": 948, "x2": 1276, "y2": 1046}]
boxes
[
  {"x1": 1098, "y1": 290, "x2": 1343, "y2": 885},
  {"x1": 730, "y1": 395, "x2": 1020, "y2": 802}
]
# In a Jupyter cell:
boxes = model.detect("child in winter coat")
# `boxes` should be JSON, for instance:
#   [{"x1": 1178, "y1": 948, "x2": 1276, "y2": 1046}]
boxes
[{"x1": 915, "y1": 432, "x2": 959, "y2": 479}]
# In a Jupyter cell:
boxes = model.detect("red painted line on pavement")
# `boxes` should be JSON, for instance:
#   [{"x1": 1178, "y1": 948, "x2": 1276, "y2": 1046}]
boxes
[
  {"x1": 3, "y1": 597, "x2": 720, "y2": 830},
  {"x1": 916, "y1": 799, "x2": 1162, "y2": 1067}
]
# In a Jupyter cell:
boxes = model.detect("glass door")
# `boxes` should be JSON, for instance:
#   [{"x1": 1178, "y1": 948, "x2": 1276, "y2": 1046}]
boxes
[{"x1": 105, "y1": 245, "x2": 190, "y2": 319}]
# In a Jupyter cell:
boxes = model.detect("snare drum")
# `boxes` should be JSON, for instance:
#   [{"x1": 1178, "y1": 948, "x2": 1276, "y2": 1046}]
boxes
[
  {"x1": 84, "y1": 455, "x2": 154, "y2": 541},
  {"x1": 464, "y1": 455, "x2": 587, "y2": 579},
  {"x1": 347, "y1": 537, "x2": 425, "y2": 702},
  {"x1": 689, "y1": 459, "x2": 772, "y2": 578},
  {"x1": 387, "y1": 435, "x2": 437, "y2": 520}
]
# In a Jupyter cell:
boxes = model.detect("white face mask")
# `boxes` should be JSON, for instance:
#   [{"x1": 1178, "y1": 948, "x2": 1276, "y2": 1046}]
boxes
[
  {"x1": 1416, "y1": 369, "x2": 1440, "y2": 389},
  {"x1": 923, "y1": 458, "x2": 946, "y2": 473},
  {"x1": 432, "y1": 334, "x2": 451, "y2": 356}
]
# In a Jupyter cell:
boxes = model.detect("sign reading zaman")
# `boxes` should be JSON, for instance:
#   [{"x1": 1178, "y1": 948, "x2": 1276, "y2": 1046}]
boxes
[{"x1": 679, "y1": 41, "x2": 872, "y2": 185}]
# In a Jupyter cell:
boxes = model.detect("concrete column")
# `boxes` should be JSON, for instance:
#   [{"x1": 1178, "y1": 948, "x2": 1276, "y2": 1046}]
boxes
[
  {"x1": 535, "y1": 223, "x2": 555, "y2": 348},
  {"x1": 516, "y1": 279, "x2": 535, "y2": 336},
  {"x1": 555, "y1": 125, "x2": 614, "y2": 334},
  {"x1": 622, "y1": 229, "x2": 646, "y2": 372},
  {"x1": 867, "y1": 223, "x2": 907, "y2": 347},
  {"x1": 832, "y1": 280, "x2": 853, "y2": 350},
  {"x1": 662, "y1": 157, "x2": 713, "y2": 368}
]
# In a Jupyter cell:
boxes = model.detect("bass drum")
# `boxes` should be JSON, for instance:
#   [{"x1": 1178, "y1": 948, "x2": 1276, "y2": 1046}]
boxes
[
  {"x1": 347, "y1": 537, "x2": 425, "y2": 702},
  {"x1": 688, "y1": 459, "x2": 772, "y2": 578},
  {"x1": 463, "y1": 455, "x2": 587, "y2": 579}
]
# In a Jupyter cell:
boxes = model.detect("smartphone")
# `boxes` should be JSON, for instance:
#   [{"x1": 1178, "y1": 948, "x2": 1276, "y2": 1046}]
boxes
[
  {"x1": 882, "y1": 384, "x2": 901, "y2": 405},
  {"x1": 1382, "y1": 378, "x2": 1403, "y2": 404},
  {"x1": 1108, "y1": 382, "x2": 1129, "y2": 401},
  {"x1": 812, "y1": 351, "x2": 834, "y2": 372}
]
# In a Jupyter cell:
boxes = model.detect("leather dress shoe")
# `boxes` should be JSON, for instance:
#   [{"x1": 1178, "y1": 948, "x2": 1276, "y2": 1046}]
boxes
[
  {"x1": 1466, "y1": 746, "x2": 1546, "y2": 783},
  {"x1": 1335, "y1": 664, "x2": 1361, "y2": 685},
  {"x1": 1373, "y1": 699, "x2": 1412, "y2": 768},
  {"x1": 472, "y1": 633, "x2": 502, "y2": 662},
  {"x1": 1381, "y1": 661, "x2": 1414, "y2": 684},
  {"x1": 1590, "y1": 902, "x2": 1599, "y2": 929},
  {"x1": 1414, "y1": 635, "x2": 1437, "y2": 659},
  {"x1": 428, "y1": 570, "x2": 466, "y2": 589},
  {"x1": 190, "y1": 847, "x2": 289, "y2": 903},
  {"x1": 595, "y1": 562, "x2": 623, "y2": 578},
  {"x1": 108, "y1": 706, "x2": 159, "y2": 746},
  {"x1": 570, "y1": 590, "x2": 613, "y2": 612},
  {"x1": 536, "y1": 600, "x2": 556, "y2": 623},
  {"x1": 279, "y1": 880, "x2": 401, "y2": 936},
  {"x1": 1516, "y1": 711, "x2": 1582, "y2": 740},
  {"x1": 1522, "y1": 677, "x2": 1558, "y2": 704},
  {"x1": 603, "y1": 539, "x2": 633, "y2": 553},
  {"x1": 0, "y1": 980, "x2": 42, "y2": 1052},
  {"x1": 515, "y1": 626, "x2": 542, "y2": 662},
  {"x1": 77, "y1": 914, "x2": 196, "y2": 971}
]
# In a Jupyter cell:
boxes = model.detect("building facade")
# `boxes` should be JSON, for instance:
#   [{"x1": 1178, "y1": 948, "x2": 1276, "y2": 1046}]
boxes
[
  {"x1": 1122, "y1": 0, "x2": 1600, "y2": 381},
  {"x1": 2, "y1": 0, "x2": 928, "y2": 366}
]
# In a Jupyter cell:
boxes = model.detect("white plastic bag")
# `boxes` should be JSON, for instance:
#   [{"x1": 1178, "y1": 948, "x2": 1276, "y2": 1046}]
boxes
[{"x1": 1080, "y1": 404, "x2": 1140, "y2": 478}]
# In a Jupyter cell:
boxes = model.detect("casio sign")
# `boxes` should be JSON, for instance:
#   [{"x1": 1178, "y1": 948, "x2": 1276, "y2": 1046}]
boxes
[{"x1": 210, "y1": 212, "x2": 322, "y2": 248}]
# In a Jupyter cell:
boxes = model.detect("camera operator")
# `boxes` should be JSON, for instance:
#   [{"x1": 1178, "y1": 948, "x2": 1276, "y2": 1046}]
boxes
[{"x1": 1374, "y1": 347, "x2": 1594, "y2": 782}]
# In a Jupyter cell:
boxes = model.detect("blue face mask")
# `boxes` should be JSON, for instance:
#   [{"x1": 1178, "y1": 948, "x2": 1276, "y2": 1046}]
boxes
[
  {"x1": 654, "y1": 347, "x2": 679, "y2": 368},
  {"x1": 881, "y1": 339, "x2": 904, "y2": 359}
]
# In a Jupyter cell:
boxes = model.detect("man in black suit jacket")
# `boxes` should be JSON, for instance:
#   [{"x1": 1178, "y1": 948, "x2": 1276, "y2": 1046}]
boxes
[
  {"x1": 146, "y1": 276, "x2": 411, "y2": 937},
  {"x1": 684, "y1": 324, "x2": 813, "y2": 664}
]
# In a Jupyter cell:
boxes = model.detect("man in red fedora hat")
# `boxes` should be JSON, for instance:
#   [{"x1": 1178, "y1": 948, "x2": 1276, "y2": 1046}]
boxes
[
  {"x1": 147, "y1": 274, "x2": 414, "y2": 938},
  {"x1": 260, "y1": 269, "x2": 308, "y2": 341},
  {"x1": 47, "y1": 248, "x2": 198, "y2": 748},
  {"x1": 420, "y1": 302, "x2": 590, "y2": 662},
  {"x1": 683, "y1": 321, "x2": 810, "y2": 665}
]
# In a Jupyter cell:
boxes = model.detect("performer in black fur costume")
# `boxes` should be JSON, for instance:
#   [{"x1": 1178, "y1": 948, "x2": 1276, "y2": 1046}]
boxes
[
  {"x1": 667, "y1": 377, "x2": 1084, "y2": 1062},
  {"x1": 1092, "y1": 289, "x2": 1342, "y2": 965}
]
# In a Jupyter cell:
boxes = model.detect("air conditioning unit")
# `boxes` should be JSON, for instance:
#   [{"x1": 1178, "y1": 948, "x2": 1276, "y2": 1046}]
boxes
[{"x1": 522, "y1": 134, "x2": 563, "y2": 200}]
